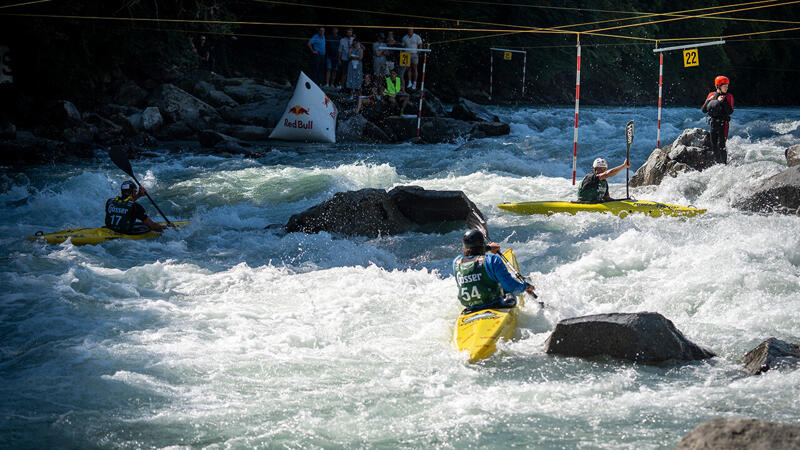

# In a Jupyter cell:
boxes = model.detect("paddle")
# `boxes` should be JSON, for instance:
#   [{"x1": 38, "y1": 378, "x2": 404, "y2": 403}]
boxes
[
  {"x1": 108, "y1": 146, "x2": 175, "y2": 228},
  {"x1": 625, "y1": 120, "x2": 634, "y2": 200},
  {"x1": 466, "y1": 210, "x2": 540, "y2": 301}
]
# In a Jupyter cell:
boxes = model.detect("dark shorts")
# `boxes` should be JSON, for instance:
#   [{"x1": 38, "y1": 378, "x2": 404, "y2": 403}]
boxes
[{"x1": 326, "y1": 56, "x2": 339, "y2": 70}]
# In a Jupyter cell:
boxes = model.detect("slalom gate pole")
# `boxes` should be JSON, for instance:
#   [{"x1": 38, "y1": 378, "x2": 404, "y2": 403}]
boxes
[
  {"x1": 572, "y1": 35, "x2": 581, "y2": 185},
  {"x1": 656, "y1": 52, "x2": 663, "y2": 149},
  {"x1": 416, "y1": 52, "x2": 428, "y2": 137},
  {"x1": 489, "y1": 51, "x2": 493, "y2": 100},
  {"x1": 522, "y1": 51, "x2": 527, "y2": 97}
]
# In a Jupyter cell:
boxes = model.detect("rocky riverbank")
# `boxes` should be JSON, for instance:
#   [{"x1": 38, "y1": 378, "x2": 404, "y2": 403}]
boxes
[{"x1": 0, "y1": 70, "x2": 510, "y2": 166}]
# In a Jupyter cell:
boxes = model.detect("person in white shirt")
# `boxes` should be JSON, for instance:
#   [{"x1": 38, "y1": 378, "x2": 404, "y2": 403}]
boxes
[
  {"x1": 401, "y1": 27, "x2": 423, "y2": 90},
  {"x1": 338, "y1": 28, "x2": 354, "y2": 89}
]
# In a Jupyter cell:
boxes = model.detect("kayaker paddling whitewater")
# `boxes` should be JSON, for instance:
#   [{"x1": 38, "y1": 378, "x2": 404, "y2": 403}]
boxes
[
  {"x1": 577, "y1": 157, "x2": 631, "y2": 203},
  {"x1": 105, "y1": 180, "x2": 166, "y2": 234}
]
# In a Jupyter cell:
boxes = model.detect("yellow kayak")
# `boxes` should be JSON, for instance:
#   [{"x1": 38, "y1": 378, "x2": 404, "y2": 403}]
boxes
[
  {"x1": 27, "y1": 221, "x2": 189, "y2": 246},
  {"x1": 454, "y1": 248, "x2": 526, "y2": 363},
  {"x1": 497, "y1": 200, "x2": 705, "y2": 218}
]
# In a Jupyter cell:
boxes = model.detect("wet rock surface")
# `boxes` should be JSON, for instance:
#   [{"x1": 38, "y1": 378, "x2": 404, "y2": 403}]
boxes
[
  {"x1": 676, "y1": 418, "x2": 800, "y2": 450},
  {"x1": 735, "y1": 165, "x2": 800, "y2": 214},
  {"x1": 742, "y1": 337, "x2": 800, "y2": 375},
  {"x1": 630, "y1": 128, "x2": 716, "y2": 187}
]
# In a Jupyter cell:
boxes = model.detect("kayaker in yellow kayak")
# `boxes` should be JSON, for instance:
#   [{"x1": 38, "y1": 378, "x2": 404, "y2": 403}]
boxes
[
  {"x1": 105, "y1": 180, "x2": 166, "y2": 234},
  {"x1": 577, "y1": 157, "x2": 631, "y2": 202},
  {"x1": 454, "y1": 230, "x2": 536, "y2": 312}
]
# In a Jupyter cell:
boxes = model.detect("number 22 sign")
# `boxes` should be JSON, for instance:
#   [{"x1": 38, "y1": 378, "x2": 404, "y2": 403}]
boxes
[{"x1": 683, "y1": 48, "x2": 699, "y2": 67}]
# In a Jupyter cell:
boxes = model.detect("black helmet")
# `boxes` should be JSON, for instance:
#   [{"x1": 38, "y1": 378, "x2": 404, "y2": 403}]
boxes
[
  {"x1": 121, "y1": 180, "x2": 137, "y2": 194},
  {"x1": 462, "y1": 229, "x2": 486, "y2": 249}
]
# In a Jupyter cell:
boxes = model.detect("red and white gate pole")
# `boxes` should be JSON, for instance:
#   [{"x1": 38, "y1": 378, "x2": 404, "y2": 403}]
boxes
[
  {"x1": 489, "y1": 51, "x2": 494, "y2": 100},
  {"x1": 572, "y1": 35, "x2": 581, "y2": 185},
  {"x1": 522, "y1": 51, "x2": 527, "y2": 96},
  {"x1": 416, "y1": 52, "x2": 428, "y2": 137},
  {"x1": 656, "y1": 51, "x2": 663, "y2": 149}
]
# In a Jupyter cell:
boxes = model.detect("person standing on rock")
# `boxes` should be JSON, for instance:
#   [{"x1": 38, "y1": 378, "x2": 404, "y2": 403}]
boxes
[
  {"x1": 338, "y1": 28, "x2": 354, "y2": 89},
  {"x1": 701, "y1": 75, "x2": 734, "y2": 165},
  {"x1": 577, "y1": 157, "x2": 631, "y2": 202},
  {"x1": 105, "y1": 181, "x2": 165, "y2": 234},
  {"x1": 307, "y1": 27, "x2": 326, "y2": 86},
  {"x1": 346, "y1": 36, "x2": 364, "y2": 96},
  {"x1": 372, "y1": 33, "x2": 387, "y2": 78},
  {"x1": 325, "y1": 27, "x2": 342, "y2": 87},
  {"x1": 401, "y1": 27, "x2": 423, "y2": 90},
  {"x1": 454, "y1": 230, "x2": 535, "y2": 311}
]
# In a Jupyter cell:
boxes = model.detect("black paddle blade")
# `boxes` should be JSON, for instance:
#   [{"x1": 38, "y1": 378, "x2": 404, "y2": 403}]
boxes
[
  {"x1": 625, "y1": 120, "x2": 635, "y2": 146},
  {"x1": 109, "y1": 146, "x2": 135, "y2": 179},
  {"x1": 466, "y1": 209, "x2": 490, "y2": 242}
]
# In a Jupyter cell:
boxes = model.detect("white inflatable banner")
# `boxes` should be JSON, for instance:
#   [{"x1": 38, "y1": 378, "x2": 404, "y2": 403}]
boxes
[{"x1": 269, "y1": 72, "x2": 337, "y2": 143}]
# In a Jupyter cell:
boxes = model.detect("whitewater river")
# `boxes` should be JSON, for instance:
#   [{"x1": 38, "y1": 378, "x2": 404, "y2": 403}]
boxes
[{"x1": 2, "y1": 106, "x2": 799, "y2": 448}]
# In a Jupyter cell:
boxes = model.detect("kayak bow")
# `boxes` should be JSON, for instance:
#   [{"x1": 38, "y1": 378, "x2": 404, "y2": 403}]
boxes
[{"x1": 497, "y1": 200, "x2": 705, "y2": 218}]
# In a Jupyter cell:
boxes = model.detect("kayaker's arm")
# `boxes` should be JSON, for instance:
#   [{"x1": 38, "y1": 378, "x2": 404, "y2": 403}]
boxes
[
  {"x1": 143, "y1": 216, "x2": 166, "y2": 232},
  {"x1": 598, "y1": 159, "x2": 631, "y2": 180},
  {"x1": 484, "y1": 254, "x2": 533, "y2": 295}
]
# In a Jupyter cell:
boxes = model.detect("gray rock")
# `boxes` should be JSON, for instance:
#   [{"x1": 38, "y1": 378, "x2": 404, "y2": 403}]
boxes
[
  {"x1": 221, "y1": 100, "x2": 286, "y2": 128},
  {"x1": 62, "y1": 125, "x2": 96, "y2": 145},
  {"x1": 114, "y1": 80, "x2": 148, "y2": 107},
  {"x1": 198, "y1": 129, "x2": 244, "y2": 148},
  {"x1": 450, "y1": 97, "x2": 500, "y2": 122},
  {"x1": 786, "y1": 144, "x2": 800, "y2": 167},
  {"x1": 215, "y1": 124, "x2": 272, "y2": 141},
  {"x1": 54, "y1": 100, "x2": 82, "y2": 126},
  {"x1": 544, "y1": 312, "x2": 715, "y2": 364},
  {"x1": 742, "y1": 337, "x2": 800, "y2": 375},
  {"x1": 149, "y1": 83, "x2": 220, "y2": 128},
  {"x1": 471, "y1": 121, "x2": 510, "y2": 137},
  {"x1": 222, "y1": 80, "x2": 290, "y2": 104},
  {"x1": 194, "y1": 81, "x2": 239, "y2": 109},
  {"x1": 735, "y1": 165, "x2": 800, "y2": 214},
  {"x1": 155, "y1": 122, "x2": 195, "y2": 140},
  {"x1": 285, "y1": 185, "x2": 486, "y2": 237},
  {"x1": 83, "y1": 113, "x2": 123, "y2": 143},
  {"x1": 630, "y1": 128, "x2": 716, "y2": 187},
  {"x1": 141, "y1": 107, "x2": 164, "y2": 132},
  {"x1": 409, "y1": 90, "x2": 447, "y2": 117},
  {"x1": 676, "y1": 418, "x2": 800, "y2": 450},
  {"x1": 337, "y1": 113, "x2": 391, "y2": 143}
]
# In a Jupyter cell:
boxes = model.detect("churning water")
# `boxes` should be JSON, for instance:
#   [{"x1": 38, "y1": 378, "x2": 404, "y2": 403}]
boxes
[{"x1": 2, "y1": 106, "x2": 799, "y2": 448}]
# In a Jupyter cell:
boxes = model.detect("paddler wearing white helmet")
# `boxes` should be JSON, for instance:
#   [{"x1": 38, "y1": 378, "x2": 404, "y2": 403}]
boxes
[{"x1": 577, "y1": 156, "x2": 631, "y2": 203}]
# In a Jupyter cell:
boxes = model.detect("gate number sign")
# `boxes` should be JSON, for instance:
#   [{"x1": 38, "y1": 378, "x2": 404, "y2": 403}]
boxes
[
  {"x1": 503, "y1": 51, "x2": 512, "y2": 60},
  {"x1": 683, "y1": 48, "x2": 699, "y2": 67},
  {"x1": 0, "y1": 46, "x2": 12, "y2": 84},
  {"x1": 399, "y1": 52, "x2": 411, "y2": 67}
]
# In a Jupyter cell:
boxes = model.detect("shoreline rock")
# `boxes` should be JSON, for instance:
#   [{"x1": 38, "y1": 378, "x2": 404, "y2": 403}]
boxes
[
  {"x1": 677, "y1": 418, "x2": 800, "y2": 449},
  {"x1": 742, "y1": 337, "x2": 800, "y2": 375},
  {"x1": 630, "y1": 128, "x2": 716, "y2": 187}
]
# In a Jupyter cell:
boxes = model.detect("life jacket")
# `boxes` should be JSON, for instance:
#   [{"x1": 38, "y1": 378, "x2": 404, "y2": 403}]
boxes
[
  {"x1": 105, "y1": 196, "x2": 136, "y2": 233},
  {"x1": 454, "y1": 254, "x2": 504, "y2": 307},
  {"x1": 704, "y1": 91, "x2": 734, "y2": 121},
  {"x1": 578, "y1": 172, "x2": 608, "y2": 202},
  {"x1": 384, "y1": 76, "x2": 402, "y2": 97}
]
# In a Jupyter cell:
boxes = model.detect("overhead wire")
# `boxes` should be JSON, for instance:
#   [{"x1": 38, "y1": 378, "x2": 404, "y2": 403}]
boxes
[{"x1": 0, "y1": 0, "x2": 50, "y2": 9}]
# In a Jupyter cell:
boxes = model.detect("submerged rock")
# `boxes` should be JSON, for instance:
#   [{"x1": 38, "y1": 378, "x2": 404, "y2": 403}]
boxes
[
  {"x1": 285, "y1": 185, "x2": 485, "y2": 237},
  {"x1": 742, "y1": 337, "x2": 800, "y2": 375},
  {"x1": 676, "y1": 418, "x2": 800, "y2": 450},
  {"x1": 786, "y1": 144, "x2": 800, "y2": 167},
  {"x1": 449, "y1": 97, "x2": 500, "y2": 122},
  {"x1": 735, "y1": 165, "x2": 800, "y2": 214},
  {"x1": 630, "y1": 128, "x2": 716, "y2": 187},
  {"x1": 544, "y1": 312, "x2": 715, "y2": 364}
]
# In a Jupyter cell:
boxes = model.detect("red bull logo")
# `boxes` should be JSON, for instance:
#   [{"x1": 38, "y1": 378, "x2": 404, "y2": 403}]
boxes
[
  {"x1": 323, "y1": 96, "x2": 331, "y2": 108},
  {"x1": 288, "y1": 105, "x2": 310, "y2": 115},
  {"x1": 284, "y1": 119, "x2": 313, "y2": 130}
]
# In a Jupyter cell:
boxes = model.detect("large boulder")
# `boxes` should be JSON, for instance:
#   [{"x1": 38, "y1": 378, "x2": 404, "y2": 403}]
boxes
[
  {"x1": 786, "y1": 144, "x2": 800, "y2": 167},
  {"x1": 215, "y1": 124, "x2": 272, "y2": 141},
  {"x1": 742, "y1": 337, "x2": 800, "y2": 375},
  {"x1": 544, "y1": 312, "x2": 715, "y2": 364},
  {"x1": 221, "y1": 100, "x2": 286, "y2": 128},
  {"x1": 471, "y1": 121, "x2": 510, "y2": 138},
  {"x1": 47, "y1": 100, "x2": 83, "y2": 127},
  {"x1": 676, "y1": 418, "x2": 800, "y2": 450},
  {"x1": 285, "y1": 185, "x2": 486, "y2": 237},
  {"x1": 193, "y1": 81, "x2": 239, "y2": 109},
  {"x1": 735, "y1": 165, "x2": 800, "y2": 214},
  {"x1": 449, "y1": 97, "x2": 500, "y2": 122},
  {"x1": 114, "y1": 80, "x2": 148, "y2": 107},
  {"x1": 408, "y1": 90, "x2": 447, "y2": 117},
  {"x1": 630, "y1": 128, "x2": 716, "y2": 187},
  {"x1": 336, "y1": 112, "x2": 391, "y2": 143},
  {"x1": 149, "y1": 83, "x2": 220, "y2": 128},
  {"x1": 140, "y1": 106, "x2": 164, "y2": 132},
  {"x1": 222, "y1": 80, "x2": 290, "y2": 104}
]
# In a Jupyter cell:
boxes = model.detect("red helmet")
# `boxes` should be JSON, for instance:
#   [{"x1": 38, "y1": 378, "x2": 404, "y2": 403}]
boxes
[{"x1": 715, "y1": 76, "x2": 729, "y2": 86}]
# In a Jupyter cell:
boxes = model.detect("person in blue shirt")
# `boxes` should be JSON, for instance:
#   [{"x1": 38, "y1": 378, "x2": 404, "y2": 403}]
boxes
[
  {"x1": 453, "y1": 230, "x2": 535, "y2": 312},
  {"x1": 307, "y1": 27, "x2": 326, "y2": 85}
]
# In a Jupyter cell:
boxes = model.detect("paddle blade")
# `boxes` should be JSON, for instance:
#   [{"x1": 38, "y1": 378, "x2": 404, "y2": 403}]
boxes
[
  {"x1": 625, "y1": 120, "x2": 635, "y2": 147},
  {"x1": 109, "y1": 146, "x2": 135, "y2": 179}
]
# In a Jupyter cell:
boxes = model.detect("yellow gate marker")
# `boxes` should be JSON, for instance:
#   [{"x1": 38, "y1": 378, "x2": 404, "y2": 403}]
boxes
[
  {"x1": 503, "y1": 51, "x2": 512, "y2": 60},
  {"x1": 399, "y1": 52, "x2": 411, "y2": 67},
  {"x1": 683, "y1": 48, "x2": 699, "y2": 67}
]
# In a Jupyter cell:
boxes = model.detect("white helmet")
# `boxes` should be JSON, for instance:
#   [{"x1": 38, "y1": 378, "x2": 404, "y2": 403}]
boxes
[{"x1": 592, "y1": 158, "x2": 608, "y2": 169}]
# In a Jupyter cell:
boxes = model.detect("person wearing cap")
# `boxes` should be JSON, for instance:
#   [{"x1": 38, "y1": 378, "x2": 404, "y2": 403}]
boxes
[
  {"x1": 701, "y1": 75, "x2": 734, "y2": 164},
  {"x1": 454, "y1": 230, "x2": 535, "y2": 312},
  {"x1": 105, "y1": 181, "x2": 166, "y2": 234},
  {"x1": 577, "y1": 157, "x2": 631, "y2": 203}
]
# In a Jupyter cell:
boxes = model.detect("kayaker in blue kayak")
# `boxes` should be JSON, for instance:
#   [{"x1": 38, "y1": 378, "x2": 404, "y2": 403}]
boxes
[
  {"x1": 577, "y1": 157, "x2": 631, "y2": 202},
  {"x1": 105, "y1": 180, "x2": 166, "y2": 234},
  {"x1": 454, "y1": 230, "x2": 535, "y2": 312}
]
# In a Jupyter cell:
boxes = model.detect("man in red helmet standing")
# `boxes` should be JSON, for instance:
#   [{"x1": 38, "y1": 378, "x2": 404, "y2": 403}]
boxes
[{"x1": 701, "y1": 75, "x2": 734, "y2": 164}]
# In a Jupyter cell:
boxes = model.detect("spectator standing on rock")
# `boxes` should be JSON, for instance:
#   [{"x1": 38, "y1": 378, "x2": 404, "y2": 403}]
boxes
[
  {"x1": 383, "y1": 67, "x2": 409, "y2": 115},
  {"x1": 372, "y1": 33, "x2": 387, "y2": 78},
  {"x1": 325, "y1": 27, "x2": 342, "y2": 87},
  {"x1": 701, "y1": 75, "x2": 734, "y2": 165},
  {"x1": 307, "y1": 27, "x2": 326, "y2": 86},
  {"x1": 577, "y1": 157, "x2": 631, "y2": 202},
  {"x1": 346, "y1": 36, "x2": 364, "y2": 95},
  {"x1": 198, "y1": 36, "x2": 214, "y2": 71},
  {"x1": 338, "y1": 28, "x2": 354, "y2": 89},
  {"x1": 401, "y1": 27, "x2": 423, "y2": 90},
  {"x1": 386, "y1": 32, "x2": 404, "y2": 87}
]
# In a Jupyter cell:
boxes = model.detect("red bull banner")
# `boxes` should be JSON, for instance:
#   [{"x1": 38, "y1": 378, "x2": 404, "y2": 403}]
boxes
[{"x1": 269, "y1": 72, "x2": 337, "y2": 143}]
